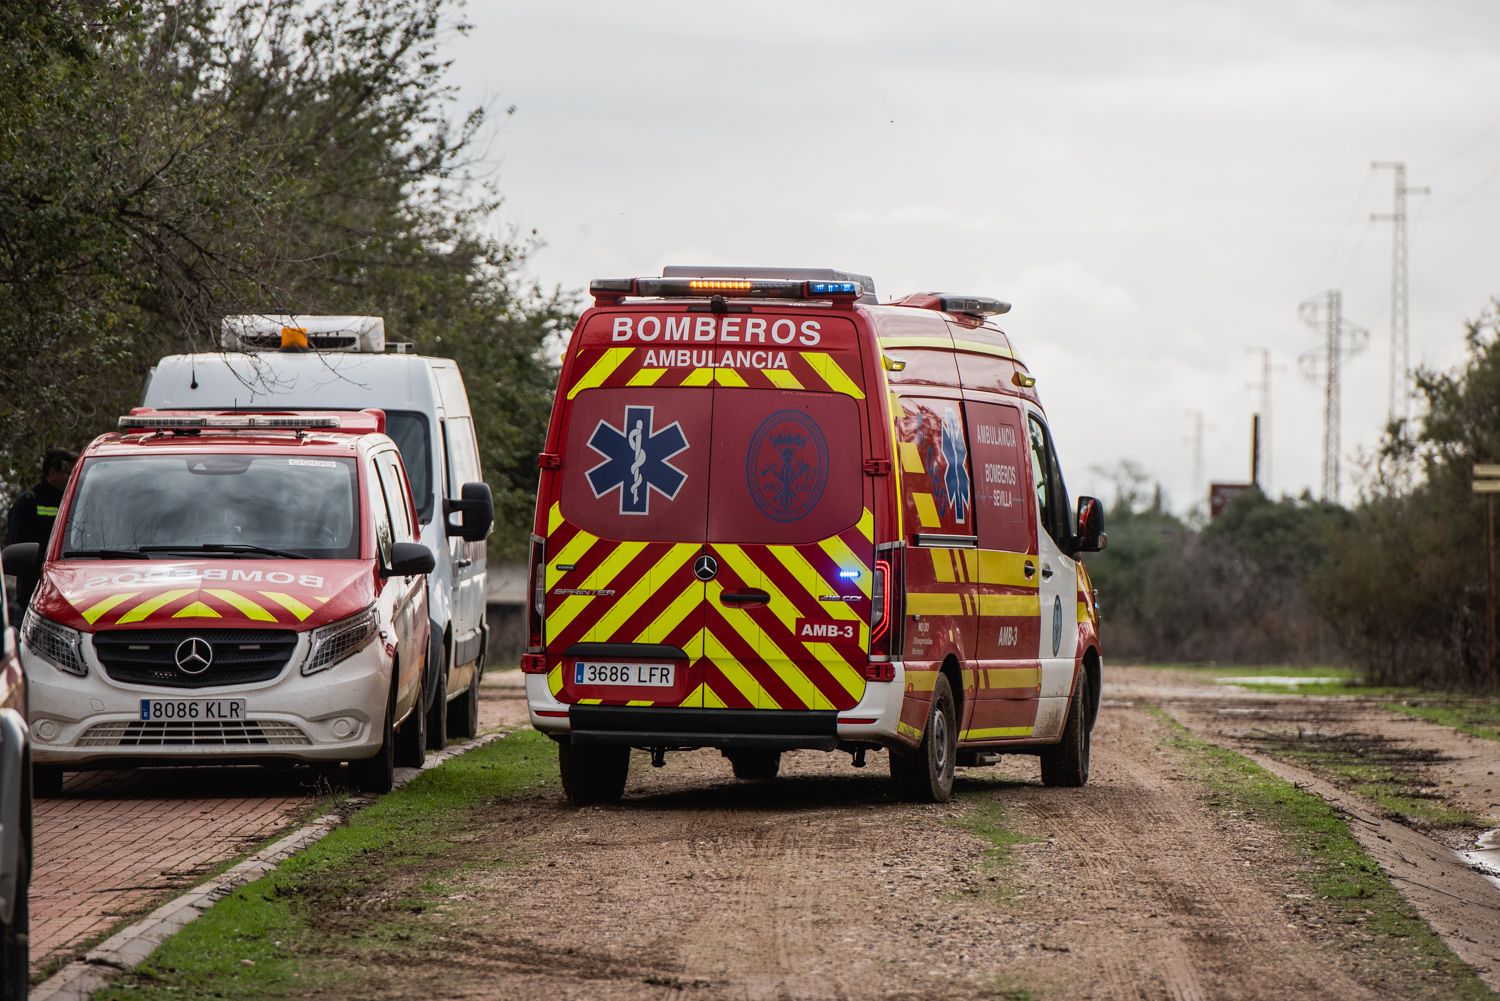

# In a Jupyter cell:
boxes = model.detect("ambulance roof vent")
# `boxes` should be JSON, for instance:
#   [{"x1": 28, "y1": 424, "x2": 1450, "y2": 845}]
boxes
[
  {"x1": 220, "y1": 314, "x2": 386, "y2": 353},
  {"x1": 661, "y1": 266, "x2": 877, "y2": 304}
]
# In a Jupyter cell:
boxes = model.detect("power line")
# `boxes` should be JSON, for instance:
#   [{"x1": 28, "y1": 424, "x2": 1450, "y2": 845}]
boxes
[
  {"x1": 1372, "y1": 161, "x2": 1429, "y2": 426},
  {"x1": 1298, "y1": 290, "x2": 1368, "y2": 503}
]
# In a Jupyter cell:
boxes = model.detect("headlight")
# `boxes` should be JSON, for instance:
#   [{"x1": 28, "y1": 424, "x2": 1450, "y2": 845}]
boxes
[
  {"x1": 303, "y1": 606, "x2": 379, "y2": 675},
  {"x1": 21, "y1": 608, "x2": 87, "y2": 677}
]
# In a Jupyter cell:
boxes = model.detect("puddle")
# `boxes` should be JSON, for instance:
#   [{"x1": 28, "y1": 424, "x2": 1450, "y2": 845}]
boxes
[
  {"x1": 1456, "y1": 829, "x2": 1500, "y2": 892},
  {"x1": 1216, "y1": 676, "x2": 1344, "y2": 687}
]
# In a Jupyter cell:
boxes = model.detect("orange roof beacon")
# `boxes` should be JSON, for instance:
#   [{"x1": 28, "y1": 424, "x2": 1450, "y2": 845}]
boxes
[
  {"x1": 5, "y1": 410, "x2": 437, "y2": 796},
  {"x1": 523, "y1": 267, "x2": 1105, "y2": 804}
]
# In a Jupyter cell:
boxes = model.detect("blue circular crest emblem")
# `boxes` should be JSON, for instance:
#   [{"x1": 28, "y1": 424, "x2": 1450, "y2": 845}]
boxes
[
  {"x1": 1052, "y1": 594, "x2": 1064, "y2": 656},
  {"x1": 746, "y1": 410, "x2": 828, "y2": 522}
]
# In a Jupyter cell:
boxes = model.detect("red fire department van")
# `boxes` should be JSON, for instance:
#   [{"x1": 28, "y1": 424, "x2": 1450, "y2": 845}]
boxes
[
  {"x1": 523, "y1": 268, "x2": 1104, "y2": 804},
  {"x1": 3, "y1": 410, "x2": 436, "y2": 796}
]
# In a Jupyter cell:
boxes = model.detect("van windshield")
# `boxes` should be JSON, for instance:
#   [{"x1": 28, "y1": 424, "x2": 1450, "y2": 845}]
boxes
[{"x1": 63, "y1": 455, "x2": 360, "y2": 559}]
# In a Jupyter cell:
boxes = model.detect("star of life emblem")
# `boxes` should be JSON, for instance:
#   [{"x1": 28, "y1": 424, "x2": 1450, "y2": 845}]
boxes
[{"x1": 585, "y1": 405, "x2": 690, "y2": 515}]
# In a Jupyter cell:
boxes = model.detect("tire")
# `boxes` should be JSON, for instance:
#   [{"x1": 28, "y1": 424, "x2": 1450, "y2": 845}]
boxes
[
  {"x1": 1040, "y1": 672, "x2": 1091, "y2": 788},
  {"x1": 424, "y1": 650, "x2": 448, "y2": 751},
  {"x1": 727, "y1": 750, "x2": 781, "y2": 781},
  {"x1": 350, "y1": 681, "x2": 397, "y2": 794},
  {"x1": 890, "y1": 673, "x2": 957, "y2": 803},
  {"x1": 395, "y1": 667, "x2": 427, "y2": 770},
  {"x1": 0, "y1": 845, "x2": 26, "y2": 1001},
  {"x1": 559, "y1": 744, "x2": 629, "y2": 805},
  {"x1": 447, "y1": 663, "x2": 481, "y2": 741},
  {"x1": 33, "y1": 765, "x2": 63, "y2": 799}
]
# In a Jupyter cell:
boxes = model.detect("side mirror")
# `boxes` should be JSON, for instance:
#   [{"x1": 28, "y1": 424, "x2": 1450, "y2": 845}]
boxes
[
  {"x1": 384, "y1": 542, "x2": 435, "y2": 578},
  {"x1": 1073, "y1": 496, "x2": 1107, "y2": 553},
  {"x1": 445, "y1": 481, "x2": 494, "y2": 543},
  {"x1": 1, "y1": 543, "x2": 39, "y2": 577}
]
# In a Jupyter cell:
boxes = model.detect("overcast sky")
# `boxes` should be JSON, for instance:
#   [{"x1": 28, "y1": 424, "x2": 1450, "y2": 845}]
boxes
[{"x1": 444, "y1": 1, "x2": 1500, "y2": 514}]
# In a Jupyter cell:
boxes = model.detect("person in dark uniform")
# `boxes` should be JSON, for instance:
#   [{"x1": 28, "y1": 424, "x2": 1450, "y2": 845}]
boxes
[{"x1": 5, "y1": 446, "x2": 77, "y2": 610}]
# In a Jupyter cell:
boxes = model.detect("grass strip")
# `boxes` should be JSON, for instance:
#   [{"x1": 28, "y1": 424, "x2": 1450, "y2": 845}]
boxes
[
  {"x1": 1143, "y1": 705, "x2": 1493, "y2": 1001},
  {"x1": 1385, "y1": 700, "x2": 1500, "y2": 743},
  {"x1": 952, "y1": 800, "x2": 1037, "y2": 868},
  {"x1": 95, "y1": 729, "x2": 557, "y2": 1001}
]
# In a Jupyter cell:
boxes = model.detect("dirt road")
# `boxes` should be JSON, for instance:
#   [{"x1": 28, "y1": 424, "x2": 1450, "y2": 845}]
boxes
[{"x1": 329, "y1": 667, "x2": 1499, "y2": 1000}]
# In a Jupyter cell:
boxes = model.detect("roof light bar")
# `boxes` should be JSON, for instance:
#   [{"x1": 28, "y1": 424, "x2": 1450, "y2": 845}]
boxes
[
  {"x1": 590, "y1": 277, "x2": 864, "y2": 305},
  {"x1": 937, "y1": 295, "x2": 1011, "y2": 317},
  {"x1": 119, "y1": 414, "x2": 343, "y2": 431}
]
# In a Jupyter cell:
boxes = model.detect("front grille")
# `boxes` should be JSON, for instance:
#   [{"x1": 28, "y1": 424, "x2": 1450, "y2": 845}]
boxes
[
  {"x1": 78, "y1": 720, "x2": 311, "y2": 747},
  {"x1": 93, "y1": 629, "x2": 299, "y2": 688}
]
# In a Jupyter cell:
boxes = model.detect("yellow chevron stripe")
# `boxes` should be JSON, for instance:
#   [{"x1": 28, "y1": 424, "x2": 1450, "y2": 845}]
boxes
[
  {"x1": 701, "y1": 683, "x2": 728, "y2": 709},
  {"x1": 907, "y1": 592, "x2": 965, "y2": 616},
  {"x1": 983, "y1": 594, "x2": 1029, "y2": 618},
  {"x1": 588, "y1": 544, "x2": 697, "y2": 642},
  {"x1": 898, "y1": 720, "x2": 924, "y2": 741},
  {"x1": 898, "y1": 441, "x2": 924, "y2": 474},
  {"x1": 929, "y1": 548, "x2": 956, "y2": 582},
  {"x1": 635, "y1": 574, "x2": 704, "y2": 646},
  {"x1": 116, "y1": 589, "x2": 195, "y2": 624},
  {"x1": 566, "y1": 347, "x2": 634, "y2": 399},
  {"x1": 172, "y1": 600, "x2": 221, "y2": 619},
  {"x1": 977, "y1": 550, "x2": 1039, "y2": 589},
  {"x1": 803, "y1": 352, "x2": 865, "y2": 398},
  {"x1": 764, "y1": 545, "x2": 861, "y2": 622},
  {"x1": 764, "y1": 369, "x2": 804, "y2": 390},
  {"x1": 547, "y1": 528, "x2": 600, "y2": 590},
  {"x1": 205, "y1": 588, "x2": 278, "y2": 622},
  {"x1": 680, "y1": 368, "x2": 714, "y2": 387},
  {"x1": 960, "y1": 725, "x2": 1034, "y2": 740},
  {"x1": 950, "y1": 338, "x2": 1017, "y2": 360},
  {"x1": 856, "y1": 507, "x2": 874, "y2": 544},
  {"x1": 912, "y1": 492, "x2": 942, "y2": 528},
  {"x1": 80, "y1": 592, "x2": 138, "y2": 625},
  {"x1": 546, "y1": 539, "x2": 645, "y2": 638},
  {"x1": 816, "y1": 535, "x2": 871, "y2": 598},
  {"x1": 627, "y1": 368, "x2": 667, "y2": 387},
  {"x1": 547, "y1": 664, "x2": 564, "y2": 697},
  {"x1": 983, "y1": 667, "x2": 1041, "y2": 688},
  {"x1": 960, "y1": 550, "x2": 978, "y2": 581},
  {"x1": 261, "y1": 591, "x2": 314, "y2": 622},
  {"x1": 547, "y1": 502, "x2": 564, "y2": 535},
  {"x1": 1078, "y1": 600, "x2": 1090, "y2": 623},
  {"x1": 803, "y1": 642, "x2": 864, "y2": 702},
  {"x1": 704, "y1": 625, "x2": 770, "y2": 708},
  {"x1": 714, "y1": 368, "x2": 748, "y2": 387}
]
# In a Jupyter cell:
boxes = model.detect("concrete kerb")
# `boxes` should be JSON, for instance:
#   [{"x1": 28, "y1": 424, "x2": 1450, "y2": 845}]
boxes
[{"x1": 32, "y1": 730, "x2": 512, "y2": 1001}]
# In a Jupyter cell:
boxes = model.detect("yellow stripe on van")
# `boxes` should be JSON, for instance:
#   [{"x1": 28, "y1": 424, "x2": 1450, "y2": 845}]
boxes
[
  {"x1": 1078, "y1": 600, "x2": 1091, "y2": 623},
  {"x1": 949, "y1": 338, "x2": 1018, "y2": 360},
  {"x1": 636, "y1": 578, "x2": 703, "y2": 645},
  {"x1": 116, "y1": 589, "x2": 194, "y2": 624},
  {"x1": 172, "y1": 601, "x2": 222, "y2": 620},
  {"x1": 764, "y1": 369, "x2": 804, "y2": 390},
  {"x1": 805, "y1": 643, "x2": 865, "y2": 702},
  {"x1": 907, "y1": 592, "x2": 966, "y2": 616},
  {"x1": 929, "y1": 548, "x2": 956, "y2": 582},
  {"x1": 898, "y1": 441, "x2": 923, "y2": 474},
  {"x1": 979, "y1": 593, "x2": 1041, "y2": 618},
  {"x1": 912, "y1": 492, "x2": 942, "y2": 528},
  {"x1": 802, "y1": 352, "x2": 865, "y2": 399},
  {"x1": 764, "y1": 546, "x2": 861, "y2": 622},
  {"x1": 680, "y1": 368, "x2": 714, "y2": 387},
  {"x1": 205, "y1": 589, "x2": 278, "y2": 622},
  {"x1": 261, "y1": 592, "x2": 314, "y2": 622},
  {"x1": 79, "y1": 592, "x2": 138, "y2": 625},
  {"x1": 856, "y1": 507, "x2": 874, "y2": 544},
  {"x1": 959, "y1": 725, "x2": 1034, "y2": 740},
  {"x1": 704, "y1": 617, "x2": 772, "y2": 707},
  {"x1": 984, "y1": 667, "x2": 1041, "y2": 689},
  {"x1": 548, "y1": 502, "x2": 564, "y2": 536},
  {"x1": 817, "y1": 535, "x2": 871, "y2": 598},
  {"x1": 547, "y1": 664, "x2": 564, "y2": 697},
  {"x1": 714, "y1": 368, "x2": 748, "y2": 388},
  {"x1": 627, "y1": 368, "x2": 667, "y2": 387},
  {"x1": 977, "y1": 551, "x2": 1039, "y2": 589},
  {"x1": 566, "y1": 347, "x2": 634, "y2": 399},
  {"x1": 588, "y1": 543, "x2": 697, "y2": 642},
  {"x1": 547, "y1": 540, "x2": 644, "y2": 638},
  {"x1": 959, "y1": 550, "x2": 978, "y2": 582}
]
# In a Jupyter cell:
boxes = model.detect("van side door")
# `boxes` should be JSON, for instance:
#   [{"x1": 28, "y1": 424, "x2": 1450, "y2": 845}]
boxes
[
  {"x1": 1025, "y1": 415, "x2": 1079, "y2": 738},
  {"x1": 442, "y1": 415, "x2": 486, "y2": 672},
  {"x1": 374, "y1": 449, "x2": 427, "y2": 706}
]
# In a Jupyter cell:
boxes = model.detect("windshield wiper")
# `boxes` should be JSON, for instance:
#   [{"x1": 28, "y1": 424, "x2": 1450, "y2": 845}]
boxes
[
  {"x1": 138, "y1": 543, "x2": 310, "y2": 560},
  {"x1": 62, "y1": 548, "x2": 146, "y2": 559}
]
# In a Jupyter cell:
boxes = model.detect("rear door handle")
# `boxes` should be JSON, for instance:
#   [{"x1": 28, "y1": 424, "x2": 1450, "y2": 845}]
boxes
[
  {"x1": 1023, "y1": 561, "x2": 1036, "y2": 579},
  {"x1": 1041, "y1": 564, "x2": 1054, "y2": 581},
  {"x1": 720, "y1": 590, "x2": 770, "y2": 606}
]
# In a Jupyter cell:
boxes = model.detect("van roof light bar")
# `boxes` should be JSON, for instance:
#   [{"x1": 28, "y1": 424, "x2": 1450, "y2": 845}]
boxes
[
  {"x1": 119, "y1": 412, "x2": 347, "y2": 431},
  {"x1": 936, "y1": 294, "x2": 1011, "y2": 318},
  {"x1": 589, "y1": 277, "x2": 864, "y2": 306}
]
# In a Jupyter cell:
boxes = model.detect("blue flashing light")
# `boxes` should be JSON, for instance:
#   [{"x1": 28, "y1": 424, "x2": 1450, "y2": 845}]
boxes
[
  {"x1": 838, "y1": 568, "x2": 861, "y2": 580},
  {"x1": 808, "y1": 281, "x2": 860, "y2": 296}
]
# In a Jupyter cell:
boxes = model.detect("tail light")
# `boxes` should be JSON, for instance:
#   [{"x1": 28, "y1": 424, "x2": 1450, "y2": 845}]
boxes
[
  {"x1": 865, "y1": 543, "x2": 904, "y2": 677},
  {"x1": 525, "y1": 534, "x2": 545, "y2": 654}
]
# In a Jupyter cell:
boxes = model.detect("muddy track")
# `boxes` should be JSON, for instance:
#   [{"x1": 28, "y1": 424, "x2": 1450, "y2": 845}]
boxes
[{"x1": 337, "y1": 698, "x2": 1462, "y2": 1001}]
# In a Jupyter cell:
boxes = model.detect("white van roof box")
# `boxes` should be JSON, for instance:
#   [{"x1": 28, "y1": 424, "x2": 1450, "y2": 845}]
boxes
[
  {"x1": 220, "y1": 314, "x2": 386, "y2": 353},
  {"x1": 661, "y1": 266, "x2": 878, "y2": 304}
]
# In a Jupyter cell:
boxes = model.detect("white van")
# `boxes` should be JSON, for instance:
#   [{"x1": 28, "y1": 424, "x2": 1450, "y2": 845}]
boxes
[{"x1": 140, "y1": 315, "x2": 494, "y2": 747}]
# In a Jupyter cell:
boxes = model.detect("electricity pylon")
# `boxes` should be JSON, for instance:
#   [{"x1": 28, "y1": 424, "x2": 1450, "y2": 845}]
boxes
[{"x1": 1298, "y1": 290, "x2": 1368, "y2": 503}]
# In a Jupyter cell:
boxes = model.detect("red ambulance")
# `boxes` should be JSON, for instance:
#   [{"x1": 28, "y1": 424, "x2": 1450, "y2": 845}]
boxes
[{"x1": 523, "y1": 268, "x2": 1104, "y2": 804}]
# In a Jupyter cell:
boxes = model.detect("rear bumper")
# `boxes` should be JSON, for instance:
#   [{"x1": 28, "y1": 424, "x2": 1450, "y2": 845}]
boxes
[{"x1": 526, "y1": 661, "x2": 909, "y2": 750}]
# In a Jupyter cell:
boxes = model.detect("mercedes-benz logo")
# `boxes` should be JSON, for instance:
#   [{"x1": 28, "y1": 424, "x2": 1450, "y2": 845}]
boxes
[
  {"x1": 693, "y1": 555, "x2": 719, "y2": 582},
  {"x1": 174, "y1": 636, "x2": 214, "y2": 675}
]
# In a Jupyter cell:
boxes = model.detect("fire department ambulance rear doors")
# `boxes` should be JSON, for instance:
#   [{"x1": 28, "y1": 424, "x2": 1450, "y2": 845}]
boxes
[{"x1": 546, "y1": 309, "x2": 874, "y2": 715}]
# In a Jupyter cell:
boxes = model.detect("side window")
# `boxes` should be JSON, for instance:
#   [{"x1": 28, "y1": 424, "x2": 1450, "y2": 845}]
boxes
[
  {"x1": 895, "y1": 395, "x2": 973, "y2": 537},
  {"x1": 1027, "y1": 416, "x2": 1072, "y2": 545},
  {"x1": 444, "y1": 417, "x2": 482, "y2": 495},
  {"x1": 376, "y1": 452, "x2": 415, "y2": 544},
  {"x1": 966, "y1": 401, "x2": 1032, "y2": 553},
  {"x1": 367, "y1": 458, "x2": 394, "y2": 565}
]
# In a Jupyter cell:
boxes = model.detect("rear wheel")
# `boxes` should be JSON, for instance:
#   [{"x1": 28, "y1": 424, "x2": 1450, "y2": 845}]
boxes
[
  {"x1": 350, "y1": 681, "x2": 397, "y2": 794},
  {"x1": 447, "y1": 663, "x2": 481, "y2": 741},
  {"x1": 727, "y1": 750, "x2": 781, "y2": 781},
  {"x1": 559, "y1": 744, "x2": 629, "y2": 805},
  {"x1": 890, "y1": 674, "x2": 957, "y2": 802},
  {"x1": 1040, "y1": 672, "x2": 1091, "y2": 787},
  {"x1": 424, "y1": 652, "x2": 448, "y2": 752},
  {"x1": 395, "y1": 670, "x2": 427, "y2": 769},
  {"x1": 33, "y1": 765, "x2": 62, "y2": 799}
]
